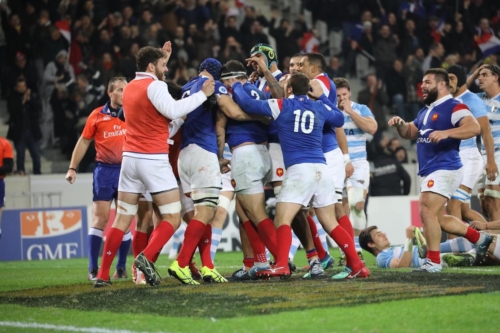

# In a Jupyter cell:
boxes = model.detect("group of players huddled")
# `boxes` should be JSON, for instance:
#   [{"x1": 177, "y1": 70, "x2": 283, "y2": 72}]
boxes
[{"x1": 65, "y1": 40, "x2": 500, "y2": 287}]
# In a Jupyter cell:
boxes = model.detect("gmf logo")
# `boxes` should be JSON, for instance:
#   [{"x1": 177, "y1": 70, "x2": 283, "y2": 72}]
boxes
[
  {"x1": 21, "y1": 210, "x2": 82, "y2": 238},
  {"x1": 427, "y1": 180, "x2": 434, "y2": 188},
  {"x1": 276, "y1": 168, "x2": 284, "y2": 177},
  {"x1": 432, "y1": 114, "x2": 438, "y2": 121}
]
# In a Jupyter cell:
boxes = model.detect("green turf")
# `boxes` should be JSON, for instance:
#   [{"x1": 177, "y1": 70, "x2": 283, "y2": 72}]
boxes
[{"x1": 0, "y1": 250, "x2": 499, "y2": 333}]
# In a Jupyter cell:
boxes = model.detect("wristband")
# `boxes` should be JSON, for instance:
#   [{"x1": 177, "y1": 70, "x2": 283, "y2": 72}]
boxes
[
  {"x1": 68, "y1": 167, "x2": 77, "y2": 171},
  {"x1": 343, "y1": 154, "x2": 351, "y2": 165},
  {"x1": 404, "y1": 238, "x2": 413, "y2": 252}
]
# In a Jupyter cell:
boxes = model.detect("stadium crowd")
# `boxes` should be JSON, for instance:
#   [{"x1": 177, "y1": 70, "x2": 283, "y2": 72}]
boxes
[{"x1": 1, "y1": 0, "x2": 499, "y2": 175}]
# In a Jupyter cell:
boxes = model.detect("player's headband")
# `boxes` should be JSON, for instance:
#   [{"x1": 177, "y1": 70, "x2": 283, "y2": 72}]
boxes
[
  {"x1": 220, "y1": 71, "x2": 247, "y2": 80},
  {"x1": 250, "y1": 44, "x2": 277, "y2": 69},
  {"x1": 199, "y1": 58, "x2": 223, "y2": 80}
]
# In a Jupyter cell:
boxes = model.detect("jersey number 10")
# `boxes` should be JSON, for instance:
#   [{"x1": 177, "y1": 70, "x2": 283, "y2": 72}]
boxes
[{"x1": 293, "y1": 110, "x2": 315, "y2": 134}]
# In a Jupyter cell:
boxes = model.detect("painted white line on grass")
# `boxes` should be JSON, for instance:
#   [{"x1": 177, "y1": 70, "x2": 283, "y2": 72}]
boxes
[{"x1": 0, "y1": 321, "x2": 171, "y2": 333}]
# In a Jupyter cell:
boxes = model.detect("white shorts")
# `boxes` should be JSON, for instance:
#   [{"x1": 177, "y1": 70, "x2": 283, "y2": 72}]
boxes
[
  {"x1": 119, "y1": 156, "x2": 178, "y2": 194},
  {"x1": 269, "y1": 143, "x2": 285, "y2": 183},
  {"x1": 420, "y1": 168, "x2": 464, "y2": 199},
  {"x1": 458, "y1": 148, "x2": 484, "y2": 189},
  {"x1": 345, "y1": 159, "x2": 370, "y2": 190},
  {"x1": 477, "y1": 152, "x2": 500, "y2": 188},
  {"x1": 232, "y1": 145, "x2": 271, "y2": 194},
  {"x1": 325, "y1": 148, "x2": 345, "y2": 191},
  {"x1": 178, "y1": 144, "x2": 222, "y2": 193},
  {"x1": 221, "y1": 171, "x2": 233, "y2": 192},
  {"x1": 139, "y1": 192, "x2": 153, "y2": 202},
  {"x1": 277, "y1": 163, "x2": 336, "y2": 208},
  {"x1": 180, "y1": 192, "x2": 194, "y2": 217}
]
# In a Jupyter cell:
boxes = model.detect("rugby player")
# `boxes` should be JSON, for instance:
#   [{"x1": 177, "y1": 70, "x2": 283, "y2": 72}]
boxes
[
  {"x1": 232, "y1": 73, "x2": 370, "y2": 279},
  {"x1": 65, "y1": 77, "x2": 131, "y2": 281},
  {"x1": 446, "y1": 65, "x2": 495, "y2": 226},
  {"x1": 388, "y1": 68, "x2": 492, "y2": 272},
  {"x1": 360, "y1": 225, "x2": 500, "y2": 268},
  {"x1": 94, "y1": 43, "x2": 215, "y2": 287},
  {"x1": 467, "y1": 64, "x2": 500, "y2": 221}
]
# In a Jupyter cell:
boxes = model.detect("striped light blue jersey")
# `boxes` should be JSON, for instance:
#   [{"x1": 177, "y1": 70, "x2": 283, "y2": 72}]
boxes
[
  {"x1": 223, "y1": 143, "x2": 232, "y2": 160},
  {"x1": 454, "y1": 90, "x2": 487, "y2": 150},
  {"x1": 342, "y1": 102, "x2": 374, "y2": 161},
  {"x1": 376, "y1": 246, "x2": 422, "y2": 268},
  {"x1": 477, "y1": 92, "x2": 500, "y2": 154}
]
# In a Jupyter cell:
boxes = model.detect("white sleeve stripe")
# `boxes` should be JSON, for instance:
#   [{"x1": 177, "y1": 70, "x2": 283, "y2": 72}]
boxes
[
  {"x1": 451, "y1": 110, "x2": 472, "y2": 126},
  {"x1": 268, "y1": 100, "x2": 281, "y2": 120},
  {"x1": 314, "y1": 78, "x2": 329, "y2": 97}
]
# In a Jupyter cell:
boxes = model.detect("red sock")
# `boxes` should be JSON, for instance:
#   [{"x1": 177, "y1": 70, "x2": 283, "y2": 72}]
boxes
[
  {"x1": 306, "y1": 249, "x2": 319, "y2": 261},
  {"x1": 132, "y1": 231, "x2": 148, "y2": 258},
  {"x1": 330, "y1": 226, "x2": 362, "y2": 271},
  {"x1": 151, "y1": 251, "x2": 161, "y2": 263},
  {"x1": 307, "y1": 215, "x2": 327, "y2": 260},
  {"x1": 177, "y1": 220, "x2": 206, "y2": 268},
  {"x1": 276, "y1": 225, "x2": 292, "y2": 268},
  {"x1": 97, "y1": 228, "x2": 124, "y2": 280},
  {"x1": 426, "y1": 250, "x2": 441, "y2": 264},
  {"x1": 243, "y1": 257, "x2": 254, "y2": 269},
  {"x1": 198, "y1": 224, "x2": 214, "y2": 269},
  {"x1": 464, "y1": 227, "x2": 480, "y2": 243},
  {"x1": 143, "y1": 221, "x2": 175, "y2": 262},
  {"x1": 243, "y1": 221, "x2": 267, "y2": 263},
  {"x1": 337, "y1": 215, "x2": 355, "y2": 239},
  {"x1": 256, "y1": 218, "x2": 278, "y2": 258}
]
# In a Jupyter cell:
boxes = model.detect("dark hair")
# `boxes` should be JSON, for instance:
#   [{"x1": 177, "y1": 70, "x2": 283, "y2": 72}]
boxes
[
  {"x1": 429, "y1": 42, "x2": 442, "y2": 52},
  {"x1": 136, "y1": 46, "x2": 165, "y2": 72},
  {"x1": 291, "y1": 53, "x2": 303, "y2": 59},
  {"x1": 166, "y1": 80, "x2": 182, "y2": 100},
  {"x1": 480, "y1": 64, "x2": 500, "y2": 85},
  {"x1": 424, "y1": 68, "x2": 450, "y2": 88},
  {"x1": 359, "y1": 226, "x2": 378, "y2": 255},
  {"x1": 289, "y1": 72, "x2": 310, "y2": 95},
  {"x1": 333, "y1": 77, "x2": 350, "y2": 91},
  {"x1": 304, "y1": 52, "x2": 326, "y2": 72},
  {"x1": 221, "y1": 60, "x2": 247, "y2": 80},
  {"x1": 108, "y1": 77, "x2": 127, "y2": 91}
]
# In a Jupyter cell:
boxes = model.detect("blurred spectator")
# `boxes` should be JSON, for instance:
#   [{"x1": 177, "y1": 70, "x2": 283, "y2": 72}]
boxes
[
  {"x1": 373, "y1": 24, "x2": 399, "y2": 83},
  {"x1": 43, "y1": 26, "x2": 69, "y2": 66},
  {"x1": 399, "y1": 19, "x2": 421, "y2": 61},
  {"x1": 325, "y1": 56, "x2": 345, "y2": 79},
  {"x1": 119, "y1": 43, "x2": 139, "y2": 81},
  {"x1": 422, "y1": 42, "x2": 444, "y2": 72},
  {"x1": 172, "y1": 65, "x2": 190, "y2": 86},
  {"x1": 94, "y1": 29, "x2": 115, "y2": 58},
  {"x1": 176, "y1": 0, "x2": 210, "y2": 29},
  {"x1": 7, "y1": 78, "x2": 42, "y2": 175},
  {"x1": 220, "y1": 15, "x2": 241, "y2": 50},
  {"x1": 2, "y1": 52, "x2": 38, "y2": 98},
  {"x1": 370, "y1": 153, "x2": 411, "y2": 196},
  {"x1": 189, "y1": 20, "x2": 217, "y2": 62},
  {"x1": 393, "y1": 146, "x2": 409, "y2": 163},
  {"x1": 358, "y1": 74, "x2": 388, "y2": 144},
  {"x1": 171, "y1": 26, "x2": 195, "y2": 65},
  {"x1": 122, "y1": 6, "x2": 137, "y2": 26},
  {"x1": 30, "y1": 10, "x2": 52, "y2": 86},
  {"x1": 243, "y1": 20, "x2": 269, "y2": 54},
  {"x1": 269, "y1": 10, "x2": 300, "y2": 66},
  {"x1": 74, "y1": 15, "x2": 94, "y2": 61},
  {"x1": 73, "y1": 74, "x2": 104, "y2": 118},
  {"x1": 386, "y1": 59, "x2": 407, "y2": 119},
  {"x1": 138, "y1": 9, "x2": 155, "y2": 34},
  {"x1": 240, "y1": 6, "x2": 268, "y2": 39},
  {"x1": 97, "y1": 53, "x2": 119, "y2": 87},
  {"x1": 218, "y1": 36, "x2": 246, "y2": 65},
  {"x1": 402, "y1": 54, "x2": 424, "y2": 120}
]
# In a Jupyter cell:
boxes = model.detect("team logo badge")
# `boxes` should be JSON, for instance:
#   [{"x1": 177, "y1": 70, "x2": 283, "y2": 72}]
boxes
[
  {"x1": 268, "y1": 50, "x2": 275, "y2": 59},
  {"x1": 231, "y1": 179, "x2": 236, "y2": 188},
  {"x1": 432, "y1": 114, "x2": 438, "y2": 121},
  {"x1": 276, "y1": 168, "x2": 284, "y2": 177},
  {"x1": 219, "y1": 86, "x2": 228, "y2": 94},
  {"x1": 427, "y1": 180, "x2": 434, "y2": 188}
]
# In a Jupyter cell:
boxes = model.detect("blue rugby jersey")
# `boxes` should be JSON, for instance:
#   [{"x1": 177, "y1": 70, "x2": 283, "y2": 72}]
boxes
[{"x1": 314, "y1": 73, "x2": 339, "y2": 153}]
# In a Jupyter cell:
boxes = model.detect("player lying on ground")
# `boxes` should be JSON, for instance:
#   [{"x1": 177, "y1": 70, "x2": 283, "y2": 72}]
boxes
[{"x1": 359, "y1": 225, "x2": 500, "y2": 268}]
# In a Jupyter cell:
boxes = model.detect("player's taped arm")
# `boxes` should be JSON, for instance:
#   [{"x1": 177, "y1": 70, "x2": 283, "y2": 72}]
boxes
[
  {"x1": 232, "y1": 82, "x2": 274, "y2": 118},
  {"x1": 478, "y1": 116, "x2": 495, "y2": 161},
  {"x1": 68, "y1": 136, "x2": 92, "y2": 170},
  {"x1": 215, "y1": 110, "x2": 227, "y2": 160},
  {"x1": 448, "y1": 115, "x2": 481, "y2": 139},
  {"x1": 168, "y1": 118, "x2": 185, "y2": 139},
  {"x1": 397, "y1": 121, "x2": 418, "y2": 140},
  {"x1": 147, "y1": 80, "x2": 207, "y2": 119},
  {"x1": 0, "y1": 158, "x2": 13, "y2": 175},
  {"x1": 263, "y1": 69, "x2": 284, "y2": 98},
  {"x1": 217, "y1": 94, "x2": 254, "y2": 121}
]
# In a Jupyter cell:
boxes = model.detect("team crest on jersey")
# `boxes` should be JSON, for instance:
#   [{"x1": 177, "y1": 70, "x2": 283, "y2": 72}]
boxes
[
  {"x1": 276, "y1": 168, "x2": 284, "y2": 177},
  {"x1": 427, "y1": 180, "x2": 434, "y2": 188},
  {"x1": 492, "y1": 106, "x2": 498, "y2": 113},
  {"x1": 231, "y1": 179, "x2": 236, "y2": 188},
  {"x1": 432, "y1": 114, "x2": 438, "y2": 121},
  {"x1": 219, "y1": 86, "x2": 228, "y2": 94}
]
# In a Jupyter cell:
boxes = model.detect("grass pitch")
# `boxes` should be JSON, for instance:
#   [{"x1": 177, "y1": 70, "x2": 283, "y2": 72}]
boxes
[{"x1": 0, "y1": 250, "x2": 499, "y2": 333}]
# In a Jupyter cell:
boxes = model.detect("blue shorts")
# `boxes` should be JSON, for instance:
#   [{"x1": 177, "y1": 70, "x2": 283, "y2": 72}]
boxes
[
  {"x1": 93, "y1": 163, "x2": 121, "y2": 202},
  {"x1": 0, "y1": 179, "x2": 4, "y2": 207}
]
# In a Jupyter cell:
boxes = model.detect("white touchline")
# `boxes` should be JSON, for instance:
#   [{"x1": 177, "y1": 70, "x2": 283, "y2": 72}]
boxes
[{"x1": 0, "y1": 321, "x2": 172, "y2": 333}]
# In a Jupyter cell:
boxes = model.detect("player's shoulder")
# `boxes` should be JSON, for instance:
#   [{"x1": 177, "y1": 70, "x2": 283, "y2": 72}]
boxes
[
  {"x1": 215, "y1": 81, "x2": 229, "y2": 96},
  {"x1": 450, "y1": 100, "x2": 470, "y2": 112},
  {"x1": 375, "y1": 248, "x2": 394, "y2": 268}
]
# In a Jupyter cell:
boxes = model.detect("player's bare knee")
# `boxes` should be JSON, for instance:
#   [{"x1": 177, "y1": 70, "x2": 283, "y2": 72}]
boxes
[{"x1": 91, "y1": 216, "x2": 108, "y2": 230}]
